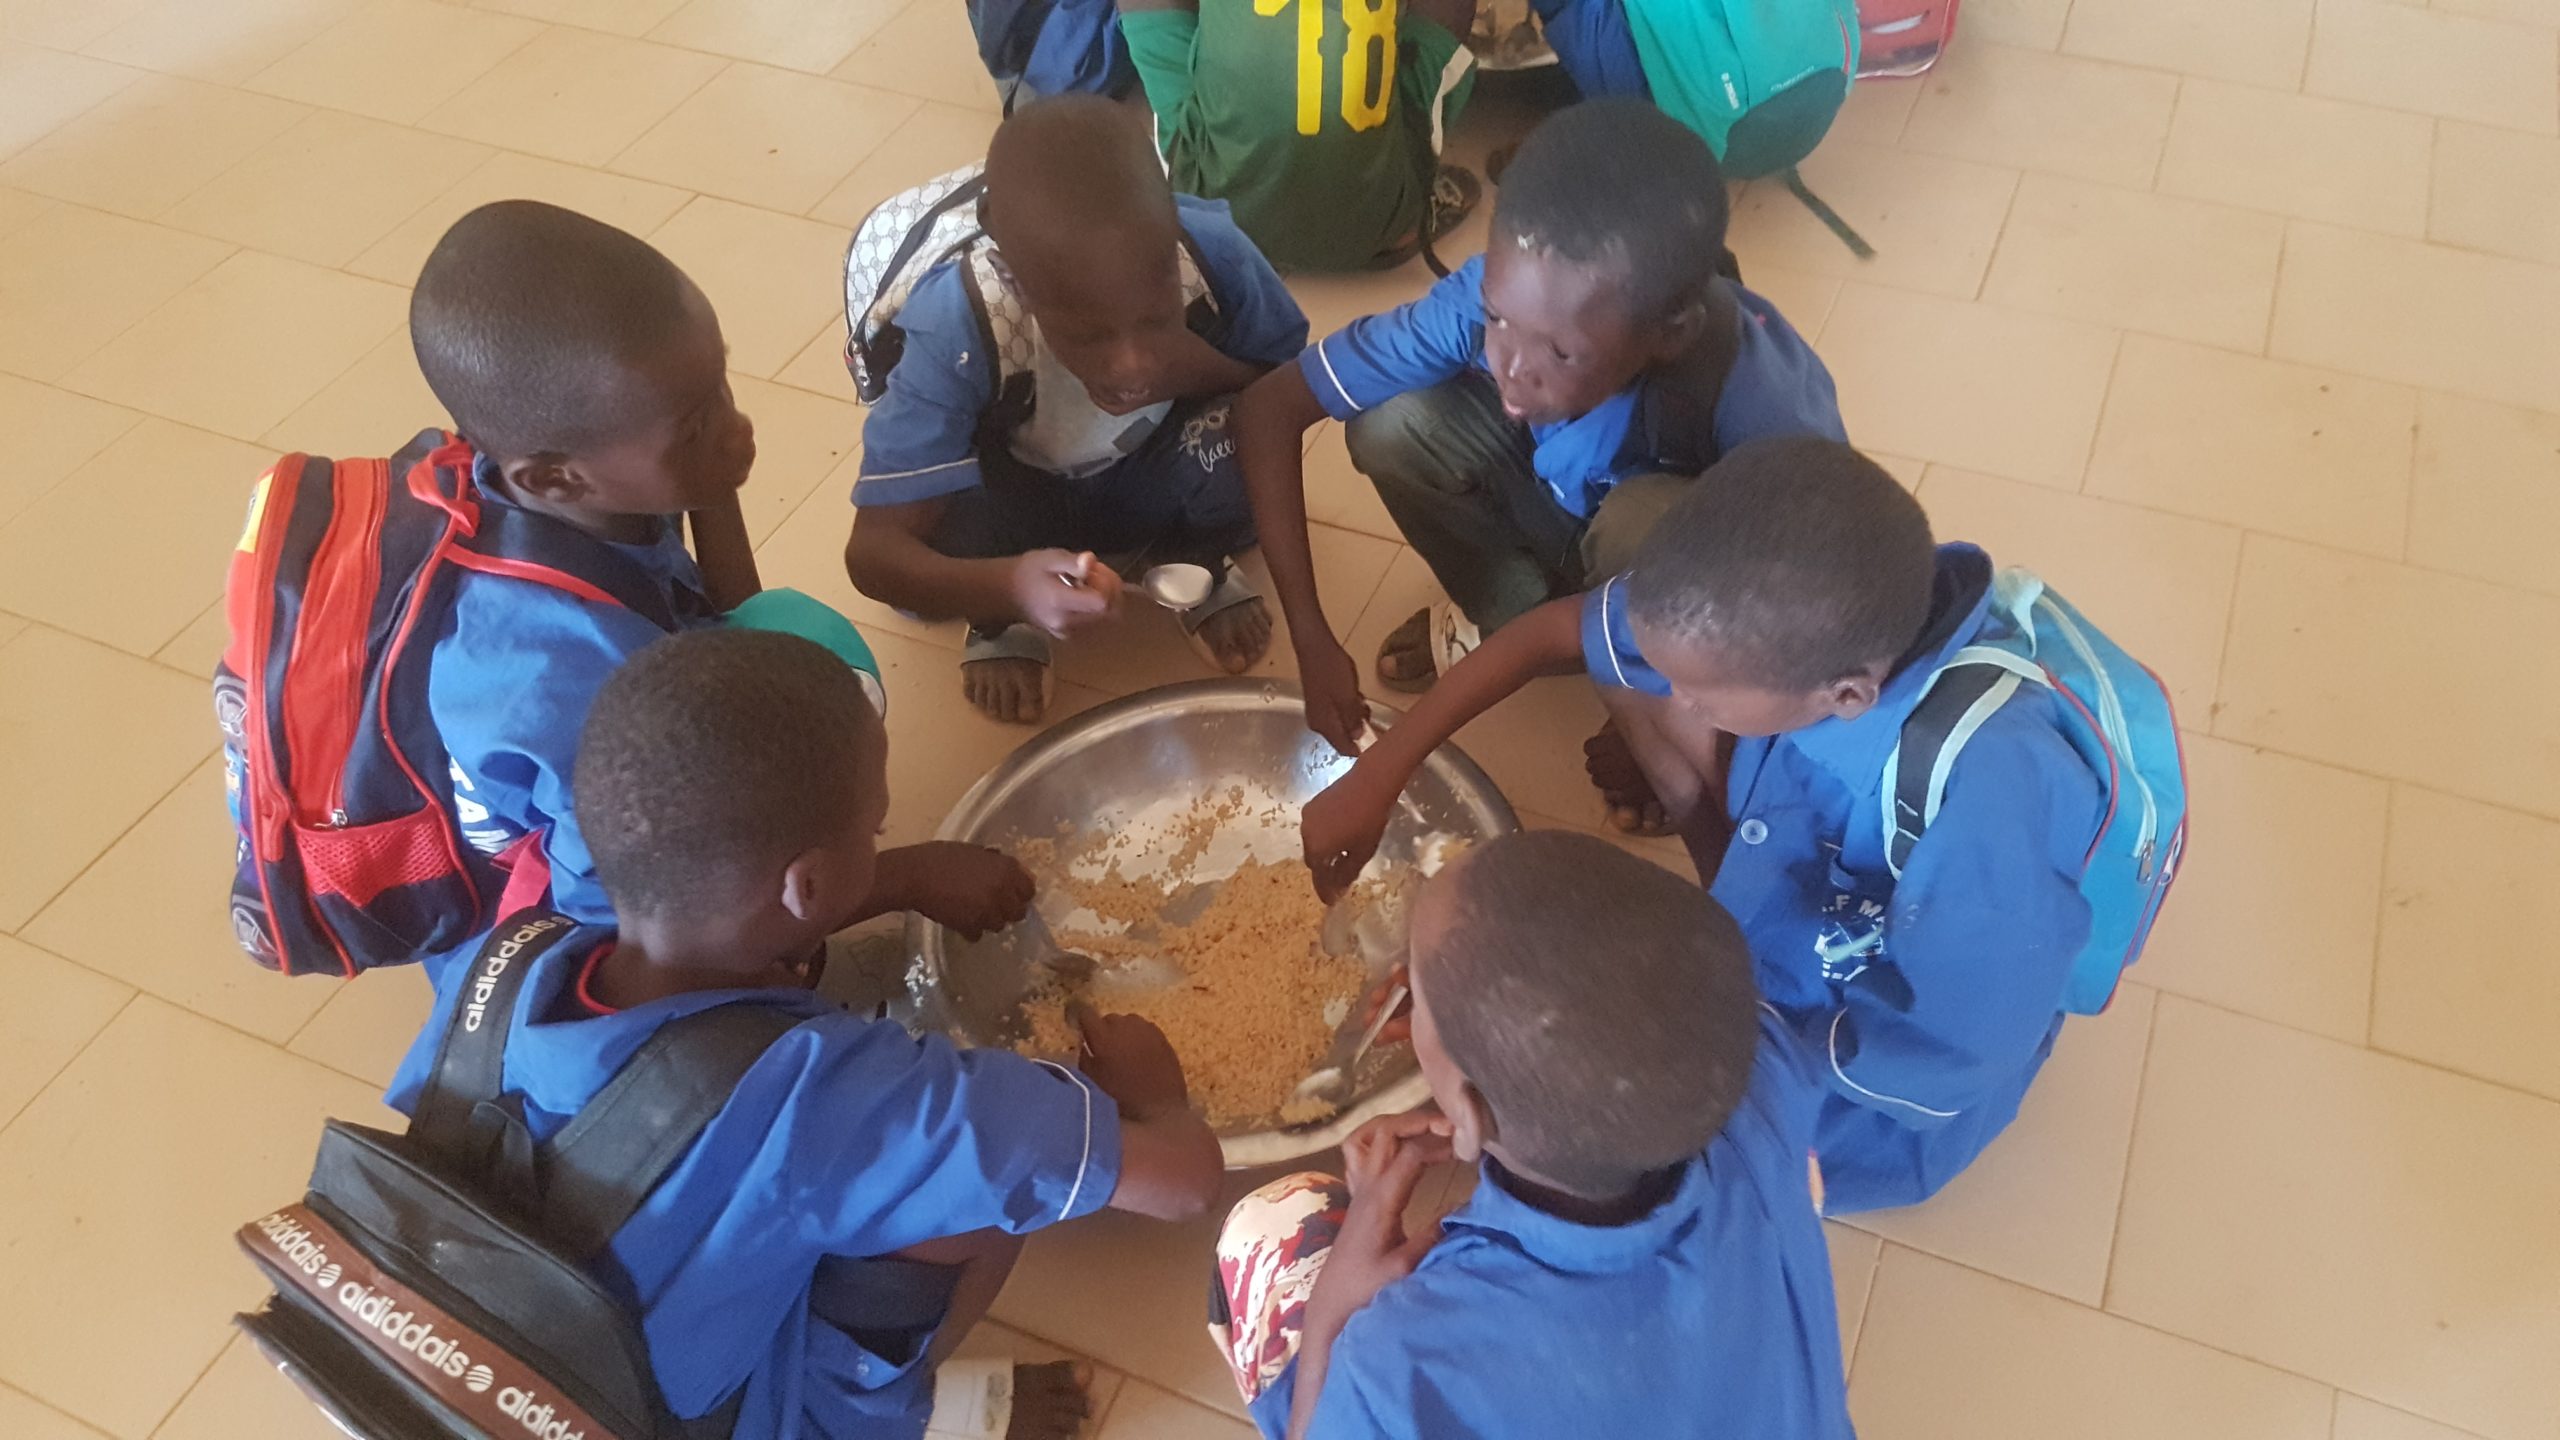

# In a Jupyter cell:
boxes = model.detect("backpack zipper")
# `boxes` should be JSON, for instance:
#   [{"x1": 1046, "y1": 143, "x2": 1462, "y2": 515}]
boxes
[
  {"x1": 286, "y1": 461, "x2": 389, "y2": 831},
  {"x1": 2035, "y1": 596, "x2": 2159, "y2": 878},
  {"x1": 243, "y1": 472, "x2": 293, "y2": 861}
]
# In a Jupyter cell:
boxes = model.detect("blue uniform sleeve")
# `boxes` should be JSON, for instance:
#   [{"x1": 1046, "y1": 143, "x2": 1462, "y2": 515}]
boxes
[
  {"x1": 1296, "y1": 258, "x2": 1488, "y2": 420},
  {"x1": 1812, "y1": 721, "x2": 2097, "y2": 1129},
  {"x1": 759, "y1": 1027, "x2": 1125, "y2": 1248},
  {"x1": 1303, "y1": 1308, "x2": 1417, "y2": 1440},
  {"x1": 1179, "y1": 196, "x2": 1312, "y2": 369},
  {"x1": 1579, "y1": 575, "x2": 1672, "y2": 697},
  {"x1": 1715, "y1": 284, "x2": 1847, "y2": 451},
  {"x1": 432, "y1": 579, "x2": 679, "y2": 926},
  {"x1": 854, "y1": 266, "x2": 999, "y2": 507}
]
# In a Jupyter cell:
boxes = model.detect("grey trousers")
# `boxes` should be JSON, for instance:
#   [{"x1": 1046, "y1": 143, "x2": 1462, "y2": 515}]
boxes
[{"x1": 1344, "y1": 371, "x2": 1693, "y2": 632}]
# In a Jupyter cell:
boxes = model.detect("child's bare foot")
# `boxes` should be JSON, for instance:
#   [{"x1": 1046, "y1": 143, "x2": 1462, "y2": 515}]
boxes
[
  {"x1": 1006, "y1": 1361, "x2": 1093, "y2": 1440},
  {"x1": 963, "y1": 624, "x2": 1054, "y2": 725},
  {"x1": 1584, "y1": 722, "x2": 1672, "y2": 836},
  {"x1": 1193, "y1": 596, "x2": 1272, "y2": 674}
]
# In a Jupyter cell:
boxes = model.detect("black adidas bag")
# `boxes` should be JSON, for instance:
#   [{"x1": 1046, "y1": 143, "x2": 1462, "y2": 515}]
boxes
[{"x1": 233, "y1": 912, "x2": 803, "y2": 1440}]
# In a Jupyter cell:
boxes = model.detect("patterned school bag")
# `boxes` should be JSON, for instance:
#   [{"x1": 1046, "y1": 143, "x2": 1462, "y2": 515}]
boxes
[
  {"x1": 216, "y1": 432, "x2": 693, "y2": 978},
  {"x1": 838, "y1": 163, "x2": 1218, "y2": 407},
  {"x1": 1880, "y1": 568, "x2": 2190, "y2": 1015}
]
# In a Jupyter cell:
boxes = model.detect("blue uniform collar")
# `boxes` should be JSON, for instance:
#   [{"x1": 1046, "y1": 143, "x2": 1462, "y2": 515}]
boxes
[
  {"x1": 1784, "y1": 544, "x2": 1997, "y2": 786},
  {"x1": 1445, "y1": 1154, "x2": 1717, "y2": 1276}
]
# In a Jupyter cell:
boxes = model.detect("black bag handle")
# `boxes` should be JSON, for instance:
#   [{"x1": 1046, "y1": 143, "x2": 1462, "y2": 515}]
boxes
[
  {"x1": 1886, "y1": 663, "x2": 2011, "y2": 875},
  {"x1": 411, "y1": 910, "x2": 582, "y2": 1162},
  {"x1": 539, "y1": 1001, "x2": 808, "y2": 1260}
]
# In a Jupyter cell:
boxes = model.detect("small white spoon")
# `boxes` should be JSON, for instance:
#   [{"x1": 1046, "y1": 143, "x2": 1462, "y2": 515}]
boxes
[
  {"x1": 1291, "y1": 980, "x2": 1408, "y2": 1115},
  {"x1": 1139, "y1": 563, "x2": 1214, "y2": 610}
]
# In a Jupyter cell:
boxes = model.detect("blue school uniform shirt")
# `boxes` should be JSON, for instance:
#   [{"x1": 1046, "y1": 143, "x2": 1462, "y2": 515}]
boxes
[
  {"x1": 853, "y1": 195, "x2": 1311, "y2": 506},
  {"x1": 385, "y1": 926, "x2": 1122, "y2": 1440},
  {"x1": 1585, "y1": 546, "x2": 2101, "y2": 1212},
  {"x1": 1260, "y1": 1008, "x2": 1852, "y2": 1440},
  {"x1": 1297, "y1": 257, "x2": 1844, "y2": 519},
  {"x1": 427, "y1": 455, "x2": 717, "y2": 944}
]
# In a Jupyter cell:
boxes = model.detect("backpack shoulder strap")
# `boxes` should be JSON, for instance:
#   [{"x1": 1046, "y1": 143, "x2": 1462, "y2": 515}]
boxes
[
  {"x1": 459, "y1": 504, "x2": 692, "y2": 631},
  {"x1": 1176, "y1": 229, "x2": 1220, "y2": 318},
  {"x1": 1880, "y1": 651, "x2": 2042, "y2": 880},
  {"x1": 538, "y1": 1002, "x2": 808, "y2": 1260},
  {"x1": 404, "y1": 442, "x2": 697, "y2": 631},
  {"x1": 857, "y1": 173, "x2": 989, "y2": 338},
  {"x1": 410, "y1": 911, "x2": 583, "y2": 1159}
]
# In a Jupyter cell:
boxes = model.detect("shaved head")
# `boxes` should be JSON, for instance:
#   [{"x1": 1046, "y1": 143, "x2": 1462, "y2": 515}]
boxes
[{"x1": 982, "y1": 93, "x2": 1178, "y2": 289}]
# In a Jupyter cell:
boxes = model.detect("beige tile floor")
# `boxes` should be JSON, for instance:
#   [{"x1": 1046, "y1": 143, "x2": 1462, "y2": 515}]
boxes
[{"x1": 1, "y1": 1, "x2": 2556, "y2": 1436}]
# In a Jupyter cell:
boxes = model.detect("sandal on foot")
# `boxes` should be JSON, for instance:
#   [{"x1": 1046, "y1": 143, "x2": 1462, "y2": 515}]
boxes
[
  {"x1": 962, "y1": 622, "x2": 1054, "y2": 724},
  {"x1": 1374, "y1": 601, "x2": 1481, "y2": 694},
  {"x1": 1177, "y1": 562, "x2": 1269, "y2": 673}
]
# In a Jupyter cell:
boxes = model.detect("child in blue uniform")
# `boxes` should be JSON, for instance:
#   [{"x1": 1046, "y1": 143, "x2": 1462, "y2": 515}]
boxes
[
  {"x1": 1301, "y1": 438, "x2": 2103, "y2": 1213},
  {"x1": 844, "y1": 96, "x2": 1311, "y2": 725},
  {"x1": 388, "y1": 628, "x2": 1226, "y2": 1439},
  {"x1": 405, "y1": 200, "x2": 758, "y2": 939},
  {"x1": 1212, "y1": 831, "x2": 1853, "y2": 1439},
  {"x1": 1232, "y1": 99, "x2": 1842, "y2": 802},
  {"x1": 403, "y1": 203, "x2": 1030, "y2": 969}
]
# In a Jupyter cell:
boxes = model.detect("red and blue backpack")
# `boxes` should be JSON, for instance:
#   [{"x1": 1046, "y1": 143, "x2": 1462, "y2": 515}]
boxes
[{"x1": 216, "y1": 430, "x2": 689, "y2": 978}]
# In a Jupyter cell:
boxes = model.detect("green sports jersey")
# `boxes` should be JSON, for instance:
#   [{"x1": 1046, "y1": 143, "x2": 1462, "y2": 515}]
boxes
[{"x1": 1124, "y1": 2, "x2": 1473, "y2": 272}]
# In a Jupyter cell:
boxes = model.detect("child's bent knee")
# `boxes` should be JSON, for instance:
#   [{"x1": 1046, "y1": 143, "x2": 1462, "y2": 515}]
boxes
[{"x1": 1345, "y1": 397, "x2": 1471, "y2": 496}]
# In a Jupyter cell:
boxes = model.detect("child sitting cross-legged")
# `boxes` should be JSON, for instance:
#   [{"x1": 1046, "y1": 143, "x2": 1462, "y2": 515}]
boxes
[
  {"x1": 1302, "y1": 438, "x2": 2112, "y2": 1214},
  {"x1": 385, "y1": 627, "x2": 1226, "y2": 1439},
  {"x1": 844, "y1": 94, "x2": 1312, "y2": 724},
  {"x1": 1213, "y1": 830, "x2": 1853, "y2": 1439}
]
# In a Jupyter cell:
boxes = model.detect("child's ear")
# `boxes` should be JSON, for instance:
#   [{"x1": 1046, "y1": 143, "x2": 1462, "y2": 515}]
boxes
[
  {"x1": 778, "y1": 850, "x2": 830, "y2": 925},
  {"x1": 1822, "y1": 668, "x2": 1886, "y2": 721},
  {"x1": 503, "y1": 454, "x2": 588, "y2": 504},
  {"x1": 1448, "y1": 1079, "x2": 1496, "y2": 1166},
  {"x1": 1649, "y1": 279, "x2": 1730, "y2": 363}
]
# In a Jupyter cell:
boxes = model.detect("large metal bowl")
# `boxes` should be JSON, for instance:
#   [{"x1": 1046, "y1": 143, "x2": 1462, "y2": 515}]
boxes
[{"x1": 900, "y1": 678, "x2": 1519, "y2": 1168}]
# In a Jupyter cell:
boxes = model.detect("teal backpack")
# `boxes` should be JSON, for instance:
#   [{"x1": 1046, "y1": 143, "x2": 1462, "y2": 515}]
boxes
[
  {"x1": 1881, "y1": 569, "x2": 2192, "y2": 1015},
  {"x1": 1621, "y1": 0, "x2": 1874, "y2": 255}
]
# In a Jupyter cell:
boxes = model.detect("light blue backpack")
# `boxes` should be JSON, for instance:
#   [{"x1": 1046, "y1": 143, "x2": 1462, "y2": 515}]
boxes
[{"x1": 1880, "y1": 568, "x2": 2190, "y2": 1015}]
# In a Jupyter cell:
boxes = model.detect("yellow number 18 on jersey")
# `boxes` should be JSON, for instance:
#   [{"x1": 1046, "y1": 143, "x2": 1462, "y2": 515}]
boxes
[{"x1": 1255, "y1": 0, "x2": 1398, "y2": 136}]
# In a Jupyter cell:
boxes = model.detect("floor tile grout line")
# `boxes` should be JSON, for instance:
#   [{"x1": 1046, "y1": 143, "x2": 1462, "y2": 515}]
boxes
[
  {"x1": 2259, "y1": 204, "x2": 2289, "y2": 359},
  {"x1": 587, "y1": 53, "x2": 740, "y2": 179},
  {"x1": 2067, "y1": 329, "x2": 2125, "y2": 493},
  {"x1": 8, "y1": 708, "x2": 218, "y2": 940},
  {"x1": 2363, "y1": 784, "x2": 2399, "y2": 1051},
  {"x1": 1968, "y1": 164, "x2": 2024, "y2": 306},
  {"x1": 0, "y1": 402, "x2": 148, "y2": 531},
  {"x1": 2160, "y1": 982, "x2": 2560, "y2": 1113},
  {"x1": 1882, "y1": 1231, "x2": 2381, "y2": 1412},
  {"x1": 2146, "y1": 73, "x2": 2183, "y2": 192},
  {"x1": 1842, "y1": 1234, "x2": 1886, "y2": 1385},
  {"x1": 0, "y1": 988, "x2": 140, "y2": 1143},
  {"x1": 2096, "y1": 991, "x2": 2165, "y2": 1314},
  {"x1": 2203, "y1": 528, "x2": 2251, "y2": 735},
  {"x1": 0, "y1": 43, "x2": 150, "y2": 170},
  {"x1": 0, "y1": 1380, "x2": 112, "y2": 1440},
  {"x1": 137, "y1": 1324, "x2": 240, "y2": 1440}
]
